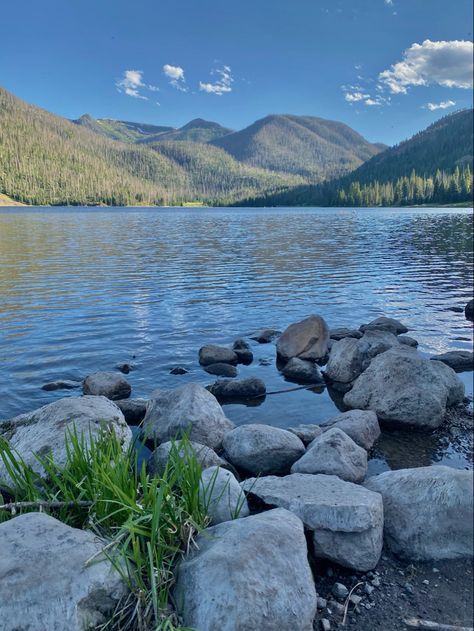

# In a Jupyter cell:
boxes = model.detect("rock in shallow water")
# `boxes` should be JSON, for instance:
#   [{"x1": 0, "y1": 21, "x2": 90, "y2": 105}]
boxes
[
  {"x1": 430, "y1": 350, "x2": 474, "y2": 372},
  {"x1": 281, "y1": 357, "x2": 324, "y2": 384},
  {"x1": 249, "y1": 328, "x2": 281, "y2": 343},
  {"x1": 465, "y1": 299, "x2": 474, "y2": 322},
  {"x1": 83, "y1": 371, "x2": 131, "y2": 400},
  {"x1": 277, "y1": 314, "x2": 330, "y2": 362},
  {"x1": 207, "y1": 377, "x2": 266, "y2": 401},
  {"x1": 232, "y1": 339, "x2": 253, "y2": 364},
  {"x1": 365, "y1": 466, "x2": 473, "y2": 560},
  {"x1": 41, "y1": 379, "x2": 82, "y2": 391},
  {"x1": 359, "y1": 316, "x2": 409, "y2": 335},
  {"x1": 0, "y1": 512, "x2": 128, "y2": 631},
  {"x1": 115, "y1": 398, "x2": 147, "y2": 424},
  {"x1": 173, "y1": 508, "x2": 317, "y2": 631},
  {"x1": 199, "y1": 466, "x2": 249, "y2": 525},
  {"x1": 203, "y1": 362, "x2": 238, "y2": 377},
  {"x1": 199, "y1": 345, "x2": 238, "y2": 366}
]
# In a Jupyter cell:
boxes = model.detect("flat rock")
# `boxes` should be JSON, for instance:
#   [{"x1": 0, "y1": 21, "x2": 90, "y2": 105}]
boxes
[
  {"x1": 360, "y1": 316, "x2": 408, "y2": 335},
  {"x1": 287, "y1": 423, "x2": 323, "y2": 445},
  {"x1": 173, "y1": 508, "x2": 317, "y2": 631},
  {"x1": 41, "y1": 379, "x2": 82, "y2": 391},
  {"x1": 232, "y1": 339, "x2": 253, "y2": 364},
  {"x1": 344, "y1": 347, "x2": 465, "y2": 428},
  {"x1": 207, "y1": 377, "x2": 266, "y2": 401},
  {"x1": 430, "y1": 350, "x2": 473, "y2": 372},
  {"x1": 250, "y1": 328, "x2": 281, "y2": 343},
  {"x1": 0, "y1": 512, "x2": 128, "y2": 631},
  {"x1": 330, "y1": 327, "x2": 363, "y2": 340},
  {"x1": 282, "y1": 357, "x2": 324, "y2": 384},
  {"x1": 83, "y1": 371, "x2": 131, "y2": 400},
  {"x1": 0, "y1": 396, "x2": 131, "y2": 488},
  {"x1": 291, "y1": 428, "x2": 367, "y2": 483},
  {"x1": 203, "y1": 362, "x2": 238, "y2": 377},
  {"x1": 147, "y1": 440, "x2": 229, "y2": 477},
  {"x1": 465, "y1": 299, "x2": 474, "y2": 322},
  {"x1": 241, "y1": 473, "x2": 383, "y2": 571},
  {"x1": 277, "y1": 315, "x2": 330, "y2": 362},
  {"x1": 199, "y1": 466, "x2": 250, "y2": 525},
  {"x1": 319, "y1": 410, "x2": 380, "y2": 450},
  {"x1": 141, "y1": 383, "x2": 234, "y2": 451},
  {"x1": 223, "y1": 424, "x2": 305, "y2": 475},
  {"x1": 365, "y1": 466, "x2": 473, "y2": 560},
  {"x1": 198, "y1": 345, "x2": 238, "y2": 366},
  {"x1": 115, "y1": 398, "x2": 147, "y2": 424}
]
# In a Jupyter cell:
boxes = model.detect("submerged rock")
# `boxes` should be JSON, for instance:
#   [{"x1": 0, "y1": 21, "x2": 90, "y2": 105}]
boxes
[
  {"x1": 173, "y1": 508, "x2": 317, "y2": 631},
  {"x1": 203, "y1": 362, "x2": 238, "y2": 378},
  {"x1": 277, "y1": 315, "x2": 330, "y2": 362},
  {"x1": 232, "y1": 339, "x2": 254, "y2": 364},
  {"x1": 198, "y1": 345, "x2": 238, "y2": 366},
  {"x1": 242, "y1": 473, "x2": 383, "y2": 571},
  {"x1": 365, "y1": 466, "x2": 473, "y2": 560},
  {"x1": 83, "y1": 371, "x2": 131, "y2": 400},
  {"x1": 0, "y1": 512, "x2": 128, "y2": 631},
  {"x1": 41, "y1": 379, "x2": 82, "y2": 391},
  {"x1": 141, "y1": 383, "x2": 234, "y2": 451},
  {"x1": 319, "y1": 410, "x2": 380, "y2": 450},
  {"x1": 199, "y1": 466, "x2": 249, "y2": 525},
  {"x1": 281, "y1": 357, "x2": 324, "y2": 384},
  {"x1": 359, "y1": 316, "x2": 409, "y2": 335},
  {"x1": 147, "y1": 439, "x2": 229, "y2": 477},
  {"x1": 170, "y1": 366, "x2": 188, "y2": 375},
  {"x1": 249, "y1": 328, "x2": 281, "y2": 343},
  {"x1": 430, "y1": 350, "x2": 474, "y2": 372},
  {"x1": 223, "y1": 424, "x2": 305, "y2": 476},
  {"x1": 207, "y1": 377, "x2": 266, "y2": 401}
]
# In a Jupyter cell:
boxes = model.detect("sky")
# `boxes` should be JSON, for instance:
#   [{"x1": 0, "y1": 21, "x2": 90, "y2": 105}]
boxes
[{"x1": 1, "y1": 0, "x2": 472, "y2": 146}]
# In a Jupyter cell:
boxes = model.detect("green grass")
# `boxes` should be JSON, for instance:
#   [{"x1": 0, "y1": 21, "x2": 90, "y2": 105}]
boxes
[{"x1": 0, "y1": 429, "x2": 209, "y2": 631}]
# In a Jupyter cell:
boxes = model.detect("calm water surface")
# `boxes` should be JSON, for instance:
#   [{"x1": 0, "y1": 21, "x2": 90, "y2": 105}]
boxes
[{"x1": 0, "y1": 207, "x2": 472, "y2": 472}]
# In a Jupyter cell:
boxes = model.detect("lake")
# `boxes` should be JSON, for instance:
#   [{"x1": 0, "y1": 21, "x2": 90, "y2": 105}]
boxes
[{"x1": 0, "y1": 206, "x2": 472, "y2": 473}]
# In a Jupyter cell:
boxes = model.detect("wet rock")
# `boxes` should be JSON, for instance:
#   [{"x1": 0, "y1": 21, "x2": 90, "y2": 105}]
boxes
[
  {"x1": 198, "y1": 345, "x2": 238, "y2": 366},
  {"x1": 0, "y1": 396, "x2": 131, "y2": 487},
  {"x1": 287, "y1": 423, "x2": 323, "y2": 445},
  {"x1": 242, "y1": 473, "x2": 383, "y2": 571},
  {"x1": 398, "y1": 335, "x2": 419, "y2": 348},
  {"x1": 250, "y1": 328, "x2": 281, "y2": 343},
  {"x1": 232, "y1": 339, "x2": 253, "y2": 365},
  {"x1": 321, "y1": 619, "x2": 331, "y2": 631},
  {"x1": 173, "y1": 508, "x2": 317, "y2": 631},
  {"x1": 330, "y1": 327, "x2": 363, "y2": 340},
  {"x1": 41, "y1": 379, "x2": 82, "y2": 391},
  {"x1": 203, "y1": 363, "x2": 238, "y2": 378},
  {"x1": 199, "y1": 466, "x2": 249, "y2": 525},
  {"x1": 207, "y1": 377, "x2": 266, "y2": 401},
  {"x1": 430, "y1": 350, "x2": 474, "y2": 372},
  {"x1": 277, "y1": 315, "x2": 330, "y2": 362},
  {"x1": 319, "y1": 410, "x2": 381, "y2": 450},
  {"x1": 281, "y1": 357, "x2": 324, "y2": 384},
  {"x1": 465, "y1": 299, "x2": 474, "y2": 322},
  {"x1": 317, "y1": 597, "x2": 327, "y2": 609},
  {"x1": 291, "y1": 428, "x2": 367, "y2": 483},
  {"x1": 365, "y1": 466, "x2": 473, "y2": 560},
  {"x1": 141, "y1": 383, "x2": 234, "y2": 451},
  {"x1": 223, "y1": 424, "x2": 305, "y2": 476},
  {"x1": 115, "y1": 398, "x2": 147, "y2": 425},
  {"x1": 344, "y1": 347, "x2": 465, "y2": 428},
  {"x1": 332, "y1": 583, "x2": 349, "y2": 599},
  {"x1": 83, "y1": 371, "x2": 131, "y2": 400},
  {"x1": 360, "y1": 316, "x2": 409, "y2": 335},
  {"x1": 148, "y1": 440, "x2": 229, "y2": 477},
  {"x1": 170, "y1": 366, "x2": 188, "y2": 375},
  {"x1": 0, "y1": 512, "x2": 128, "y2": 631},
  {"x1": 116, "y1": 362, "x2": 133, "y2": 374}
]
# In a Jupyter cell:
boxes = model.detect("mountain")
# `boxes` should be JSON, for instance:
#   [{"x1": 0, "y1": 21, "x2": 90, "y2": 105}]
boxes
[
  {"x1": 0, "y1": 87, "x2": 300, "y2": 206},
  {"x1": 239, "y1": 109, "x2": 474, "y2": 207},
  {"x1": 140, "y1": 118, "x2": 233, "y2": 144},
  {"x1": 211, "y1": 114, "x2": 384, "y2": 181}
]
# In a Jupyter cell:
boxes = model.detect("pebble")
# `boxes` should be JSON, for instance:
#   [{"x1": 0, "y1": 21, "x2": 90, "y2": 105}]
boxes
[
  {"x1": 432, "y1": 568, "x2": 440, "y2": 573},
  {"x1": 332, "y1": 583, "x2": 349, "y2": 599},
  {"x1": 317, "y1": 597, "x2": 327, "y2": 609},
  {"x1": 404, "y1": 582, "x2": 415, "y2": 594},
  {"x1": 363, "y1": 583, "x2": 374, "y2": 595},
  {"x1": 371, "y1": 576, "x2": 381, "y2": 587},
  {"x1": 350, "y1": 594, "x2": 362, "y2": 605},
  {"x1": 328, "y1": 600, "x2": 345, "y2": 616},
  {"x1": 422, "y1": 579, "x2": 430, "y2": 585},
  {"x1": 321, "y1": 619, "x2": 331, "y2": 631}
]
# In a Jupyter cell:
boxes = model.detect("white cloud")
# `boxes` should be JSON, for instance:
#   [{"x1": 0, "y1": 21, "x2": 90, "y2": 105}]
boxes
[
  {"x1": 199, "y1": 65, "x2": 233, "y2": 96},
  {"x1": 344, "y1": 91, "x2": 370, "y2": 102},
  {"x1": 385, "y1": 0, "x2": 393, "y2": 5},
  {"x1": 116, "y1": 69, "x2": 148, "y2": 99},
  {"x1": 163, "y1": 64, "x2": 188, "y2": 91},
  {"x1": 342, "y1": 86, "x2": 387, "y2": 107},
  {"x1": 379, "y1": 39, "x2": 473, "y2": 94},
  {"x1": 425, "y1": 100, "x2": 456, "y2": 111}
]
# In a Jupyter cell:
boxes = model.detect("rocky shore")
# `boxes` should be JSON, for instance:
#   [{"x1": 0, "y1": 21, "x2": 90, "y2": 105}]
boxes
[{"x1": 0, "y1": 308, "x2": 473, "y2": 631}]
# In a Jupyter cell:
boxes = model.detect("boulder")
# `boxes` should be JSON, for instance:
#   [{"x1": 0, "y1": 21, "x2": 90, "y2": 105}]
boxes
[
  {"x1": 0, "y1": 512, "x2": 128, "y2": 631},
  {"x1": 277, "y1": 315, "x2": 330, "y2": 362},
  {"x1": 198, "y1": 345, "x2": 238, "y2": 366},
  {"x1": 344, "y1": 347, "x2": 465, "y2": 428},
  {"x1": 141, "y1": 383, "x2": 234, "y2": 451},
  {"x1": 319, "y1": 410, "x2": 380, "y2": 450},
  {"x1": 232, "y1": 339, "x2": 254, "y2": 365},
  {"x1": 0, "y1": 396, "x2": 131, "y2": 487},
  {"x1": 365, "y1": 466, "x2": 473, "y2": 560},
  {"x1": 430, "y1": 351, "x2": 473, "y2": 372},
  {"x1": 291, "y1": 428, "x2": 367, "y2": 483},
  {"x1": 282, "y1": 357, "x2": 324, "y2": 384},
  {"x1": 241, "y1": 474, "x2": 383, "y2": 571},
  {"x1": 41, "y1": 379, "x2": 82, "y2": 391},
  {"x1": 223, "y1": 424, "x2": 305, "y2": 476},
  {"x1": 397, "y1": 335, "x2": 418, "y2": 348},
  {"x1": 287, "y1": 423, "x2": 323, "y2": 445},
  {"x1": 83, "y1": 371, "x2": 131, "y2": 400},
  {"x1": 465, "y1": 299, "x2": 474, "y2": 322},
  {"x1": 250, "y1": 328, "x2": 281, "y2": 343},
  {"x1": 207, "y1": 377, "x2": 266, "y2": 401},
  {"x1": 330, "y1": 327, "x2": 363, "y2": 340},
  {"x1": 199, "y1": 466, "x2": 250, "y2": 525},
  {"x1": 360, "y1": 316, "x2": 408, "y2": 335},
  {"x1": 203, "y1": 363, "x2": 238, "y2": 378},
  {"x1": 173, "y1": 508, "x2": 317, "y2": 631},
  {"x1": 148, "y1": 440, "x2": 229, "y2": 477},
  {"x1": 115, "y1": 398, "x2": 147, "y2": 425}
]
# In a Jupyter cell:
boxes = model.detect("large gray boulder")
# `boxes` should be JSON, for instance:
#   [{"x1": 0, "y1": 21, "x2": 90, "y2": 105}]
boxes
[
  {"x1": 199, "y1": 466, "x2": 250, "y2": 525},
  {"x1": 223, "y1": 424, "x2": 305, "y2": 475},
  {"x1": 141, "y1": 383, "x2": 234, "y2": 451},
  {"x1": 430, "y1": 351, "x2": 473, "y2": 372},
  {"x1": 0, "y1": 512, "x2": 128, "y2": 631},
  {"x1": 147, "y1": 440, "x2": 230, "y2": 477},
  {"x1": 291, "y1": 428, "x2": 367, "y2": 483},
  {"x1": 319, "y1": 410, "x2": 380, "y2": 450},
  {"x1": 173, "y1": 508, "x2": 317, "y2": 631},
  {"x1": 277, "y1": 315, "x2": 330, "y2": 362},
  {"x1": 282, "y1": 357, "x2": 323, "y2": 384},
  {"x1": 0, "y1": 396, "x2": 131, "y2": 488},
  {"x1": 242, "y1": 474, "x2": 383, "y2": 571},
  {"x1": 344, "y1": 348, "x2": 465, "y2": 428},
  {"x1": 365, "y1": 466, "x2": 473, "y2": 560},
  {"x1": 360, "y1": 316, "x2": 408, "y2": 335},
  {"x1": 83, "y1": 371, "x2": 131, "y2": 400},
  {"x1": 207, "y1": 377, "x2": 266, "y2": 401},
  {"x1": 199, "y1": 345, "x2": 238, "y2": 366}
]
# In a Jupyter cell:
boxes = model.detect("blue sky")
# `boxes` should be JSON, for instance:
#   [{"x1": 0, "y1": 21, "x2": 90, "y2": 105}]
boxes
[{"x1": 1, "y1": 0, "x2": 472, "y2": 145}]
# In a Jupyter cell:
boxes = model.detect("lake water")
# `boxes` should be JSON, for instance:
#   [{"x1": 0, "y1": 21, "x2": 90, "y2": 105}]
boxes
[{"x1": 0, "y1": 207, "x2": 472, "y2": 473}]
